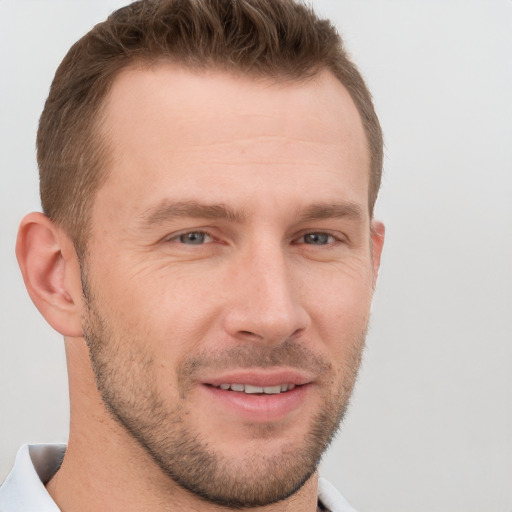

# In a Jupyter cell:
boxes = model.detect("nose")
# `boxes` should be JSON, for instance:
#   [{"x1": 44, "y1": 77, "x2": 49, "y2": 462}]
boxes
[{"x1": 222, "y1": 242, "x2": 310, "y2": 345}]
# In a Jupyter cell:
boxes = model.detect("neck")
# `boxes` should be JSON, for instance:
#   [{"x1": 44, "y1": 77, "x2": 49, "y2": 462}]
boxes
[{"x1": 47, "y1": 338, "x2": 319, "y2": 512}]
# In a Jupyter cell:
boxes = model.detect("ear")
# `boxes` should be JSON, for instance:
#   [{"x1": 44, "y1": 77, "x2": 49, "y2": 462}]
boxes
[
  {"x1": 370, "y1": 219, "x2": 385, "y2": 287},
  {"x1": 16, "y1": 212, "x2": 84, "y2": 337}
]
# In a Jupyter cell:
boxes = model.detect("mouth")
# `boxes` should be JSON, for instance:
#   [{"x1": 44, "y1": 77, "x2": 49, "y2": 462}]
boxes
[
  {"x1": 208, "y1": 383, "x2": 297, "y2": 394},
  {"x1": 200, "y1": 371, "x2": 312, "y2": 422}
]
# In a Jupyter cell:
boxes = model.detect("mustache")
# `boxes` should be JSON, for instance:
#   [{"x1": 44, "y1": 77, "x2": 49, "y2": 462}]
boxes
[{"x1": 177, "y1": 339, "x2": 332, "y2": 381}]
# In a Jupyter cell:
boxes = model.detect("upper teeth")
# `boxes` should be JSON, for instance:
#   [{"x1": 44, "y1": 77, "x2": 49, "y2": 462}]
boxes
[{"x1": 217, "y1": 383, "x2": 296, "y2": 394}]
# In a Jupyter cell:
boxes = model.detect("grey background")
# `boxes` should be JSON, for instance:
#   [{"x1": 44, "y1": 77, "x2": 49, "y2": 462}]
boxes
[{"x1": 1, "y1": 1, "x2": 511, "y2": 511}]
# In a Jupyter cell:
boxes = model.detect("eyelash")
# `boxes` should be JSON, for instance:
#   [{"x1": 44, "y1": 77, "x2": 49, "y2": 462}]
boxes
[
  {"x1": 167, "y1": 231, "x2": 214, "y2": 245},
  {"x1": 296, "y1": 232, "x2": 338, "y2": 246}
]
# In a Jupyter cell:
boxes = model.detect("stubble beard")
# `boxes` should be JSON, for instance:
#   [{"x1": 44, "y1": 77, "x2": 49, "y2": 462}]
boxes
[{"x1": 81, "y1": 284, "x2": 367, "y2": 509}]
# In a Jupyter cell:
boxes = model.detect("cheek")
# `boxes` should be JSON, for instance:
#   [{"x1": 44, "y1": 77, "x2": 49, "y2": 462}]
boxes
[
  {"x1": 88, "y1": 255, "x2": 226, "y2": 363},
  {"x1": 300, "y1": 261, "x2": 373, "y2": 355},
  {"x1": 301, "y1": 257, "x2": 374, "y2": 316}
]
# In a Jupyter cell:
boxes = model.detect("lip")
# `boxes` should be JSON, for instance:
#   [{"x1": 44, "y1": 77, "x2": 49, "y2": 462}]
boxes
[
  {"x1": 200, "y1": 369, "x2": 314, "y2": 423},
  {"x1": 202, "y1": 368, "x2": 314, "y2": 388}
]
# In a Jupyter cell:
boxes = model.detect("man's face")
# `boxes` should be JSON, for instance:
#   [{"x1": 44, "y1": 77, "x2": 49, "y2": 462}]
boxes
[{"x1": 81, "y1": 65, "x2": 382, "y2": 507}]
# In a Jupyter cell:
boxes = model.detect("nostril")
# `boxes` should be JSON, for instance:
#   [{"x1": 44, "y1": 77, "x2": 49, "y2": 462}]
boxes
[{"x1": 239, "y1": 330, "x2": 258, "y2": 337}]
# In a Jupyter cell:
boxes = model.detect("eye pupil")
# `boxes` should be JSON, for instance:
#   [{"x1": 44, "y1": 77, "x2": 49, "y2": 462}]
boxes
[
  {"x1": 304, "y1": 233, "x2": 329, "y2": 245},
  {"x1": 179, "y1": 232, "x2": 206, "y2": 245}
]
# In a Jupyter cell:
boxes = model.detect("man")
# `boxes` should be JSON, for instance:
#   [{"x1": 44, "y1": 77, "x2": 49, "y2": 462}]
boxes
[{"x1": 0, "y1": 0, "x2": 384, "y2": 510}]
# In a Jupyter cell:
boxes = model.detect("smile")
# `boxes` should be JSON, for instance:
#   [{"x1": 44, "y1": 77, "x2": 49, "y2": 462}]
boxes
[
  {"x1": 212, "y1": 383, "x2": 297, "y2": 394},
  {"x1": 202, "y1": 378, "x2": 310, "y2": 421}
]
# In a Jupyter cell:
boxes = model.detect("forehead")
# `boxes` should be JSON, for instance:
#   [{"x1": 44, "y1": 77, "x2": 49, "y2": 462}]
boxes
[
  {"x1": 102, "y1": 63, "x2": 366, "y2": 150},
  {"x1": 96, "y1": 64, "x2": 369, "y2": 215}
]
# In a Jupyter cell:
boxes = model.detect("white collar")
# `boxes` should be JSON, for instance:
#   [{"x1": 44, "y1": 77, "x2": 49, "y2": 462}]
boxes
[
  {"x1": 0, "y1": 444, "x2": 64, "y2": 512},
  {"x1": 318, "y1": 476, "x2": 357, "y2": 512}
]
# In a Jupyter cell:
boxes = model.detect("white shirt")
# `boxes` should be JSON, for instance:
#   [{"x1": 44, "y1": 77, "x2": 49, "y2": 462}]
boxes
[{"x1": 0, "y1": 445, "x2": 356, "y2": 512}]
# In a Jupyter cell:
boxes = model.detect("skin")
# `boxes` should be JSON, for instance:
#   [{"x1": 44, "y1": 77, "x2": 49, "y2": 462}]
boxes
[{"x1": 16, "y1": 65, "x2": 384, "y2": 512}]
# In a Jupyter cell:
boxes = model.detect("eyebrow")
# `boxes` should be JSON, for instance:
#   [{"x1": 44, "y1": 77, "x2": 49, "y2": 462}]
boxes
[
  {"x1": 138, "y1": 199, "x2": 366, "y2": 229},
  {"x1": 138, "y1": 200, "x2": 247, "y2": 227},
  {"x1": 297, "y1": 202, "x2": 366, "y2": 223}
]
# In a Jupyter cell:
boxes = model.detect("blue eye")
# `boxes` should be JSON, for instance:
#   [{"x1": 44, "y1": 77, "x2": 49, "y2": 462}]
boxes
[
  {"x1": 302, "y1": 233, "x2": 333, "y2": 245},
  {"x1": 177, "y1": 232, "x2": 211, "y2": 245}
]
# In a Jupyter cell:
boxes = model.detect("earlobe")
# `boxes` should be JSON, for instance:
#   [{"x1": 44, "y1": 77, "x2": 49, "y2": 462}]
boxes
[
  {"x1": 16, "y1": 212, "x2": 83, "y2": 337},
  {"x1": 370, "y1": 220, "x2": 385, "y2": 286}
]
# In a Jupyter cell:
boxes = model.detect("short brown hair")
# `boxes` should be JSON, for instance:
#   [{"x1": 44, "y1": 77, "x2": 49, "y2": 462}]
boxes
[{"x1": 37, "y1": 0, "x2": 383, "y2": 253}]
